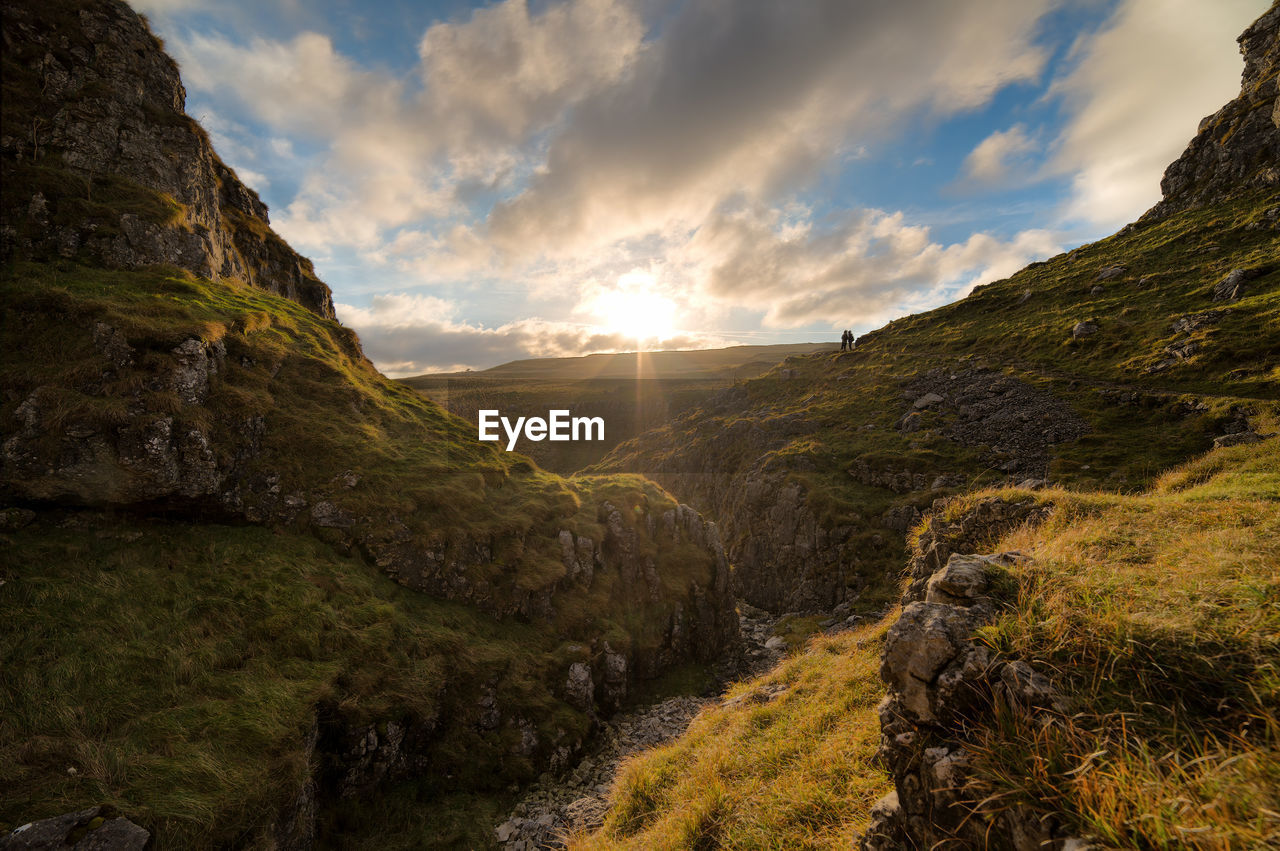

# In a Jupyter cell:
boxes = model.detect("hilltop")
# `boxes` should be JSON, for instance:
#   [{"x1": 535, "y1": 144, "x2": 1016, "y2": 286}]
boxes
[{"x1": 403, "y1": 343, "x2": 834, "y2": 383}]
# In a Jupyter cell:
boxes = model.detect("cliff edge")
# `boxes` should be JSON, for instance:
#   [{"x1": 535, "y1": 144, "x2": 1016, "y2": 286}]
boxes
[{"x1": 0, "y1": 0, "x2": 334, "y2": 318}]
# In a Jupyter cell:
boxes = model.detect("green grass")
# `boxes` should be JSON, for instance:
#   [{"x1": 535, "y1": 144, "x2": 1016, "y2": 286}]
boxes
[
  {"x1": 572, "y1": 437, "x2": 1279, "y2": 850},
  {"x1": 0, "y1": 518, "x2": 575, "y2": 848},
  {"x1": 0, "y1": 261, "x2": 731, "y2": 846}
]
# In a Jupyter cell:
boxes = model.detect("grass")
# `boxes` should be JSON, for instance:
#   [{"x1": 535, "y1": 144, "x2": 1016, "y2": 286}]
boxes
[
  {"x1": 965, "y1": 435, "x2": 1280, "y2": 849},
  {"x1": 569, "y1": 623, "x2": 892, "y2": 850},
  {"x1": 0, "y1": 518, "x2": 570, "y2": 848},
  {"x1": 0, "y1": 262, "x2": 730, "y2": 845},
  {"x1": 570, "y1": 437, "x2": 1278, "y2": 849}
]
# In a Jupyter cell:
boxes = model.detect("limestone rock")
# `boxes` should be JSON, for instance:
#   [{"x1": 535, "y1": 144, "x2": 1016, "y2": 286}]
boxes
[
  {"x1": 1211, "y1": 267, "x2": 1264, "y2": 301},
  {"x1": 3, "y1": 807, "x2": 149, "y2": 850},
  {"x1": 0, "y1": 0, "x2": 335, "y2": 319},
  {"x1": 1213, "y1": 431, "x2": 1264, "y2": 448},
  {"x1": 867, "y1": 550, "x2": 1073, "y2": 851},
  {"x1": 1143, "y1": 4, "x2": 1279, "y2": 220},
  {"x1": 913, "y1": 392, "x2": 944, "y2": 410}
]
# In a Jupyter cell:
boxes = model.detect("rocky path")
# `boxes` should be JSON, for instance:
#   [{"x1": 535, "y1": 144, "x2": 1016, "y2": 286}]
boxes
[{"x1": 493, "y1": 605, "x2": 786, "y2": 849}]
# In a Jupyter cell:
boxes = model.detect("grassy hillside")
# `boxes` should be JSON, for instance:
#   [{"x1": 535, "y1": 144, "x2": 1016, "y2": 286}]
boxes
[
  {"x1": 593, "y1": 190, "x2": 1280, "y2": 612},
  {"x1": 569, "y1": 623, "x2": 891, "y2": 850},
  {"x1": 572, "y1": 435, "x2": 1279, "y2": 849},
  {"x1": 0, "y1": 259, "x2": 738, "y2": 847},
  {"x1": 1, "y1": 517, "x2": 545, "y2": 848}
]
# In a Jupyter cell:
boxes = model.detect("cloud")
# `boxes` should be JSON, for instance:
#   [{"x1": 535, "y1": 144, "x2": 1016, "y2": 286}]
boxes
[
  {"x1": 1049, "y1": 0, "x2": 1268, "y2": 229},
  {"x1": 337, "y1": 293, "x2": 723, "y2": 375},
  {"x1": 677, "y1": 203, "x2": 1061, "y2": 327},
  {"x1": 485, "y1": 0, "x2": 1052, "y2": 259},
  {"x1": 171, "y1": 0, "x2": 647, "y2": 253},
  {"x1": 961, "y1": 124, "x2": 1038, "y2": 185}
]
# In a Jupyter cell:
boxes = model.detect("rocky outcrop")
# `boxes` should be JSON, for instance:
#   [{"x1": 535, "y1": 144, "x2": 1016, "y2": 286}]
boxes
[
  {"x1": 2, "y1": 807, "x2": 149, "y2": 850},
  {"x1": 861, "y1": 552, "x2": 1081, "y2": 851},
  {"x1": 0, "y1": 0, "x2": 334, "y2": 318},
  {"x1": 1142, "y1": 3, "x2": 1279, "y2": 221},
  {"x1": 901, "y1": 494, "x2": 1051, "y2": 604}
]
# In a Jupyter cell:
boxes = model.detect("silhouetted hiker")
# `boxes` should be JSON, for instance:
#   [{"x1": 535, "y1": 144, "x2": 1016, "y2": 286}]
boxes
[
  {"x1": 846, "y1": 329, "x2": 855, "y2": 351},
  {"x1": 840, "y1": 329, "x2": 849, "y2": 351}
]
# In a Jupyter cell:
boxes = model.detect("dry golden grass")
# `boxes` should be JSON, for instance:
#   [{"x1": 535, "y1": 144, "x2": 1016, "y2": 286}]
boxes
[
  {"x1": 971, "y1": 439, "x2": 1280, "y2": 849},
  {"x1": 569, "y1": 623, "x2": 892, "y2": 850}
]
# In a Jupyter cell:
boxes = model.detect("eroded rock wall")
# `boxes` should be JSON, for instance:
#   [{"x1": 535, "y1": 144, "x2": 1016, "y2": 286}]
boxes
[
  {"x1": 862, "y1": 551, "x2": 1081, "y2": 851},
  {"x1": 0, "y1": 0, "x2": 335, "y2": 318},
  {"x1": 1143, "y1": 2, "x2": 1279, "y2": 221}
]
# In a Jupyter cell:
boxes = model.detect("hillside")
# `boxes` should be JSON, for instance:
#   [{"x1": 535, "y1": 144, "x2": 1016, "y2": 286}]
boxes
[
  {"x1": 0, "y1": 2, "x2": 738, "y2": 847},
  {"x1": 404, "y1": 343, "x2": 834, "y2": 383},
  {"x1": 567, "y1": 5, "x2": 1280, "y2": 849},
  {"x1": 400, "y1": 344, "x2": 835, "y2": 475},
  {"x1": 572, "y1": 436, "x2": 1279, "y2": 849}
]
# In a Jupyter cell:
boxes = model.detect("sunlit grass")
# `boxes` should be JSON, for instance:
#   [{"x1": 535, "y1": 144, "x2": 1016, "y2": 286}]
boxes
[{"x1": 570, "y1": 624, "x2": 892, "y2": 850}]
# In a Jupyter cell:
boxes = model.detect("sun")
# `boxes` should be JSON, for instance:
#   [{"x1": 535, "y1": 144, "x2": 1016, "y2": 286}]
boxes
[{"x1": 593, "y1": 270, "x2": 677, "y2": 342}]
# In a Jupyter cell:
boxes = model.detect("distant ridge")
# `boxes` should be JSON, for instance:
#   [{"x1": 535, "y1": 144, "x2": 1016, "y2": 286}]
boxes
[{"x1": 402, "y1": 342, "x2": 833, "y2": 383}]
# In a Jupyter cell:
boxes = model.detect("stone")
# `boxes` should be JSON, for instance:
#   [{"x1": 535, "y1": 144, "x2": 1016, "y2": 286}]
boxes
[
  {"x1": 310, "y1": 500, "x2": 355, "y2": 528},
  {"x1": 1211, "y1": 268, "x2": 1262, "y2": 301},
  {"x1": 1094, "y1": 265, "x2": 1126, "y2": 281},
  {"x1": 764, "y1": 636, "x2": 787, "y2": 651},
  {"x1": 881, "y1": 602, "x2": 978, "y2": 721},
  {"x1": 1213, "y1": 431, "x2": 1264, "y2": 447},
  {"x1": 565, "y1": 662, "x2": 594, "y2": 711},
  {"x1": 1090, "y1": 285, "x2": 1104, "y2": 295},
  {"x1": 1143, "y1": 5, "x2": 1279, "y2": 221},
  {"x1": 913, "y1": 392, "x2": 945, "y2": 410},
  {"x1": 4, "y1": 807, "x2": 149, "y2": 850},
  {"x1": 924, "y1": 553, "x2": 1002, "y2": 606},
  {"x1": 1071, "y1": 320, "x2": 1099, "y2": 338}
]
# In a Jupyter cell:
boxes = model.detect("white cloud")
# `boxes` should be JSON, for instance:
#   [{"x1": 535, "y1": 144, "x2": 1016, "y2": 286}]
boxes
[
  {"x1": 1049, "y1": 0, "x2": 1268, "y2": 229},
  {"x1": 962, "y1": 124, "x2": 1038, "y2": 185},
  {"x1": 677, "y1": 203, "x2": 1061, "y2": 327}
]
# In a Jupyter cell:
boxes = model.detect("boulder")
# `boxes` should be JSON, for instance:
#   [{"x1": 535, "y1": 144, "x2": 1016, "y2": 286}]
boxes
[
  {"x1": 1211, "y1": 268, "x2": 1261, "y2": 301},
  {"x1": 3, "y1": 807, "x2": 149, "y2": 850},
  {"x1": 1213, "y1": 431, "x2": 1264, "y2": 448},
  {"x1": 1071, "y1": 320, "x2": 1099, "y2": 338}
]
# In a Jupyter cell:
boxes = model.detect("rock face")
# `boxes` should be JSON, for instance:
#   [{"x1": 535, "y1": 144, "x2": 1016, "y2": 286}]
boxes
[
  {"x1": 0, "y1": 0, "x2": 335, "y2": 318},
  {"x1": 900, "y1": 494, "x2": 1052, "y2": 604},
  {"x1": 862, "y1": 550, "x2": 1079, "y2": 851},
  {"x1": 1142, "y1": 3, "x2": 1280, "y2": 221}
]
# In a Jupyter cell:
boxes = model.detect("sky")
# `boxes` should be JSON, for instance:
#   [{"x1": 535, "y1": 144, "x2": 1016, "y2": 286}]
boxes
[{"x1": 132, "y1": 0, "x2": 1268, "y2": 375}]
